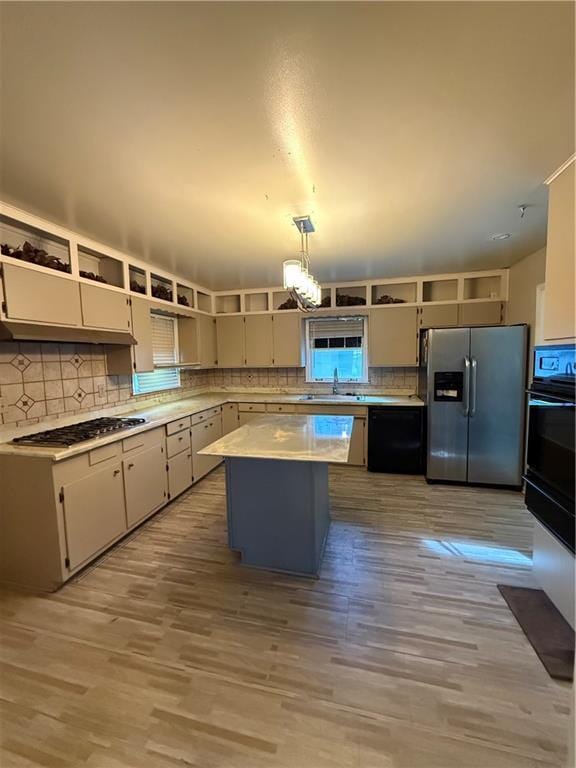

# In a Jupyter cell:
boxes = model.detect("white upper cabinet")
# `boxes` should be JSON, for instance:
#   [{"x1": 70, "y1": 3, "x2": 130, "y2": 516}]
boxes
[
  {"x1": 80, "y1": 283, "x2": 131, "y2": 331},
  {"x1": 369, "y1": 307, "x2": 419, "y2": 367},
  {"x1": 543, "y1": 159, "x2": 575, "y2": 342},
  {"x1": 272, "y1": 313, "x2": 304, "y2": 367},
  {"x1": 216, "y1": 316, "x2": 245, "y2": 367},
  {"x1": 1, "y1": 263, "x2": 82, "y2": 326},
  {"x1": 245, "y1": 315, "x2": 273, "y2": 367}
]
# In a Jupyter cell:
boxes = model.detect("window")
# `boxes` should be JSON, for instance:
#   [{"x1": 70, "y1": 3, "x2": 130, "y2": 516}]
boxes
[
  {"x1": 133, "y1": 314, "x2": 181, "y2": 394},
  {"x1": 306, "y1": 317, "x2": 368, "y2": 383}
]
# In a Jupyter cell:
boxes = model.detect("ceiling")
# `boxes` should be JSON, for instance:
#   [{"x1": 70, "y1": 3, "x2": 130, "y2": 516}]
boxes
[{"x1": 0, "y1": 2, "x2": 574, "y2": 291}]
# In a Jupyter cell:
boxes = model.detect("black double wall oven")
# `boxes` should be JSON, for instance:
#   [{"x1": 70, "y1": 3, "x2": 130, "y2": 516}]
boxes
[{"x1": 524, "y1": 344, "x2": 575, "y2": 553}]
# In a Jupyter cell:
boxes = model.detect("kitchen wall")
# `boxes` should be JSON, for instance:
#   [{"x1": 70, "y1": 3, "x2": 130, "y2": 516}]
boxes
[
  {"x1": 0, "y1": 339, "x2": 416, "y2": 430},
  {"x1": 211, "y1": 366, "x2": 417, "y2": 394},
  {"x1": 507, "y1": 247, "x2": 546, "y2": 375}
]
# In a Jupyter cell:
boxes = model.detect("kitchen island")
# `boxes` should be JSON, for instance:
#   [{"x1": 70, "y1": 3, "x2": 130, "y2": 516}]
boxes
[{"x1": 200, "y1": 414, "x2": 353, "y2": 577}]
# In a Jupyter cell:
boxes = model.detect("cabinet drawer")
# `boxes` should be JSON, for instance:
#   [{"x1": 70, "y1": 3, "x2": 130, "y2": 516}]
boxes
[
  {"x1": 88, "y1": 442, "x2": 120, "y2": 466},
  {"x1": 238, "y1": 403, "x2": 266, "y2": 413},
  {"x1": 122, "y1": 427, "x2": 163, "y2": 454},
  {"x1": 266, "y1": 403, "x2": 296, "y2": 413},
  {"x1": 168, "y1": 450, "x2": 193, "y2": 499},
  {"x1": 166, "y1": 416, "x2": 191, "y2": 436},
  {"x1": 166, "y1": 429, "x2": 191, "y2": 458},
  {"x1": 191, "y1": 407, "x2": 222, "y2": 426}
]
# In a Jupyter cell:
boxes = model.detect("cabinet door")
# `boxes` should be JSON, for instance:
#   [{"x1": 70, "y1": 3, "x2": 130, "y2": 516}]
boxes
[
  {"x1": 62, "y1": 462, "x2": 126, "y2": 570},
  {"x1": 222, "y1": 403, "x2": 239, "y2": 434},
  {"x1": 544, "y1": 162, "x2": 575, "y2": 341},
  {"x1": 2, "y1": 263, "x2": 82, "y2": 326},
  {"x1": 369, "y1": 308, "x2": 418, "y2": 366},
  {"x1": 123, "y1": 444, "x2": 167, "y2": 527},
  {"x1": 131, "y1": 296, "x2": 154, "y2": 372},
  {"x1": 458, "y1": 302, "x2": 503, "y2": 327},
  {"x1": 238, "y1": 411, "x2": 263, "y2": 427},
  {"x1": 178, "y1": 316, "x2": 199, "y2": 364},
  {"x1": 168, "y1": 449, "x2": 193, "y2": 499},
  {"x1": 216, "y1": 316, "x2": 245, "y2": 367},
  {"x1": 191, "y1": 418, "x2": 223, "y2": 481},
  {"x1": 272, "y1": 313, "x2": 303, "y2": 367},
  {"x1": 80, "y1": 283, "x2": 131, "y2": 331},
  {"x1": 420, "y1": 304, "x2": 458, "y2": 329},
  {"x1": 198, "y1": 315, "x2": 217, "y2": 367},
  {"x1": 245, "y1": 315, "x2": 273, "y2": 367}
]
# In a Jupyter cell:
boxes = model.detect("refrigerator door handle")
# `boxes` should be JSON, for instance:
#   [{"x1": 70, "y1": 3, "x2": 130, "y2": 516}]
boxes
[
  {"x1": 463, "y1": 356, "x2": 471, "y2": 416},
  {"x1": 470, "y1": 357, "x2": 478, "y2": 417}
]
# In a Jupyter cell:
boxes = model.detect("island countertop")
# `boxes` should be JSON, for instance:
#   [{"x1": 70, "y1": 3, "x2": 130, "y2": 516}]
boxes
[{"x1": 199, "y1": 414, "x2": 354, "y2": 463}]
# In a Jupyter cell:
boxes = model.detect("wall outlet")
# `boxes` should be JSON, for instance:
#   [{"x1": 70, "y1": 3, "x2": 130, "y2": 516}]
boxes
[{"x1": 97, "y1": 383, "x2": 106, "y2": 398}]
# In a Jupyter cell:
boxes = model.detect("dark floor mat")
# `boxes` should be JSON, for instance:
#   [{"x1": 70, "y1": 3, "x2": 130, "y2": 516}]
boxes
[{"x1": 498, "y1": 585, "x2": 574, "y2": 681}]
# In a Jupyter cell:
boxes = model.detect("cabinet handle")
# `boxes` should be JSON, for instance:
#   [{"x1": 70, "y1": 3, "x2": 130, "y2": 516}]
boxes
[
  {"x1": 178, "y1": 436, "x2": 183, "y2": 441},
  {"x1": 204, "y1": 424, "x2": 208, "y2": 429},
  {"x1": 113, "y1": 469, "x2": 120, "y2": 476},
  {"x1": 128, "y1": 463, "x2": 134, "y2": 469},
  {"x1": 187, "y1": 453, "x2": 191, "y2": 459}
]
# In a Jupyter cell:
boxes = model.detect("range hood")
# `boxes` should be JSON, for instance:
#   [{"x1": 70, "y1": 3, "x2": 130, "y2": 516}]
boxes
[{"x1": 0, "y1": 320, "x2": 137, "y2": 346}]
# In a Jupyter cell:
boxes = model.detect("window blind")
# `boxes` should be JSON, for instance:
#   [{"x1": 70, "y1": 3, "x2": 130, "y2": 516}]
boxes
[
  {"x1": 133, "y1": 315, "x2": 181, "y2": 394},
  {"x1": 308, "y1": 317, "x2": 365, "y2": 346}
]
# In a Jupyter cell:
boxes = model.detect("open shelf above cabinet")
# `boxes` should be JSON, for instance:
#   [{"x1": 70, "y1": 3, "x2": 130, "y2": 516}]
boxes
[
  {"x1": 176, "y1": 283, "x2": 194, "y2": 308},
  {"x1": 422, "y1": 278, "x2": 458, "y2": 303},
  {"x1": 463, "y1": 274, "x2": 503, "y2": 301},
  {"x1": 196, "y1": 290, "x2": 212, "y2": 313},
  {"x1": 150, "y1": 273, "x2": 174, "y2": 303},
  {"x1": 244, "y1": 292, "x2": 269, "y2": 312},
  {"x1": 371, "y1": 281, "x2": 417, "y2": 305},
  {"x1": 129, "y1": 264, "x2": 147, "y2": 295},
  {"x1": 336, "y1": 285, "x2": 367, "y2": 306},
  {"x1": 0, "y1": 213, "x2": 71, "y2": 274},
  {"x1": 215, "y1": 294, "x2": 241, "y2": 314},
  {"x1": 273, "y1": 290, "x2": 298, "y2": 311},
  {"x1": 78, "y1": 245, "x2": 124, "y2": 288}
]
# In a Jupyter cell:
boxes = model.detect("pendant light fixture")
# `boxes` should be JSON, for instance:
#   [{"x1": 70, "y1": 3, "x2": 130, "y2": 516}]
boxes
[{"x1": 283, "y1": 216, "x2": 321, "y2": 310}]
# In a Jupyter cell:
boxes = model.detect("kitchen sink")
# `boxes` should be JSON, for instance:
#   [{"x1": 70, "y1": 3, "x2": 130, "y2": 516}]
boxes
[{"x1": 299, "y1": 394, "x2": 367, "y2": 402}]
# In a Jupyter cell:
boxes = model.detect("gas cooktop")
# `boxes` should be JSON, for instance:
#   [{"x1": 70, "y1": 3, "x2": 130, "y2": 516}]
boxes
[{"x1": 12, "y1": 417, "x2": 147, "y2": 447}]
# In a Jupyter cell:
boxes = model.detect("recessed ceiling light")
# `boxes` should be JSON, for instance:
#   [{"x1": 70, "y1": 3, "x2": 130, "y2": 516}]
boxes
[{"x1": 491, "y1": 233, "x2": 511, "y2": 240}]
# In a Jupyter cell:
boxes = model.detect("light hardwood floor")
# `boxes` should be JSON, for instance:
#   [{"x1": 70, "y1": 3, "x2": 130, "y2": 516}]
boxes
[{"x1": 0, "y1": 466, "x2": 571, "y2": 768}]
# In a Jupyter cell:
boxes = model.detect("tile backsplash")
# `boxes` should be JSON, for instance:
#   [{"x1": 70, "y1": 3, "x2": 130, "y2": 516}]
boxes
[{"x1": 0, "y1": 340, "x2": 417, "y2": 431}]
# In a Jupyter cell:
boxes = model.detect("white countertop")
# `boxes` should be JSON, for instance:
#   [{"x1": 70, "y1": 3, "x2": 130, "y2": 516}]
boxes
[
  {"x1": 199, "y1": 414, "x2": 354, "y2": 463},
  {"x1": 0, "y1": 390, "x2": 423, "y2": 461}
]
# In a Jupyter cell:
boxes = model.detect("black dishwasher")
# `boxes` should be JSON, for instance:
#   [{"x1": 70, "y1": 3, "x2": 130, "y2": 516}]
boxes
[{"x1": 367, "y1": 406, "x2": 425, "y2": 474}]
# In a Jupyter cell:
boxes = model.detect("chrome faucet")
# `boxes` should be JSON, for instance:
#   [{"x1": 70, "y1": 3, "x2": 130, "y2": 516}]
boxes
[{"x1": 332, "y1": 367, "x2": 339, "y2": 395}]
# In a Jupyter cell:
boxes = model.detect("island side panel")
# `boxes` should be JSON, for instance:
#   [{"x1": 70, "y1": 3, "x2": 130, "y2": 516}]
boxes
[{"x1": 225, "y1": 456, "x2": 330, "y2": 577}]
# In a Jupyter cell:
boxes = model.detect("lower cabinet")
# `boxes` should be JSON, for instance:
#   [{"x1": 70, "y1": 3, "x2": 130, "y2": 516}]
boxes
[
  {"x1": 222, "y1": 402, "x2": 239, "y2": 434},
  {"x1": 238, "y1": 402, "x2": 266, "y2": 427},
  {"x1": 168, "y1": 448, "x2": 193, "y2": 499},
  {"x1": 191, "y1": 417, "x2": 223, "y2": 481},
  {"x1": 123, "y1": 443, "x2": 167, "y2": 527},
  {"x1": 61, "y1": 461, "x2": 126, "y2": 570}
]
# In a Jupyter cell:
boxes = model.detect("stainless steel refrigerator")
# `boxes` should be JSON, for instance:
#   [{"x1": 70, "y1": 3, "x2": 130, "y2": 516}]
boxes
[{"x1": 419, "y1": 325, "x2": 527, "y2": 486}]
